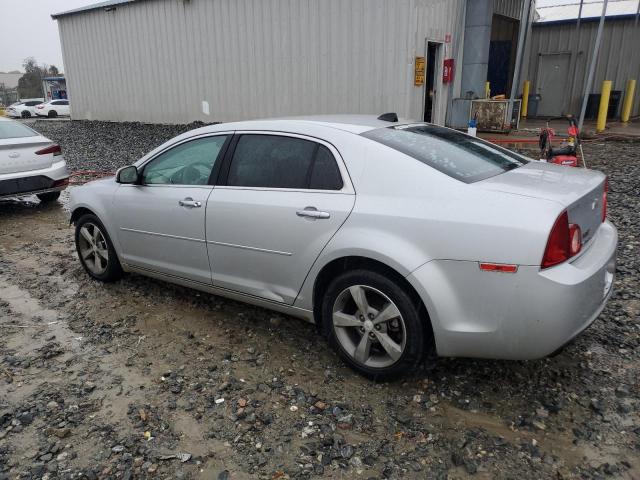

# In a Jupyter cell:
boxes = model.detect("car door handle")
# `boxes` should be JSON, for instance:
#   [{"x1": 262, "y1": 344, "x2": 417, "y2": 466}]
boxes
[
  {"x1": 179, "y1": 198, "x2": 201, "y2": 208},
  {"x1": 296, "y1": 207, "x2": 330, "y2": 219}
]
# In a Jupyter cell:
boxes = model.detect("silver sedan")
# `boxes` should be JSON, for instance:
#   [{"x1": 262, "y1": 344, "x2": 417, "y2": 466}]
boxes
[{"x1": 69, "y1": 115, "x2": 617, "y2": 378}]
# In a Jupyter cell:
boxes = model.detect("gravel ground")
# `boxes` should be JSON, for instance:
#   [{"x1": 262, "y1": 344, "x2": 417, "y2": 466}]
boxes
[{"x1": 0, "y1": 120, "x2": 638, "y2": 479}]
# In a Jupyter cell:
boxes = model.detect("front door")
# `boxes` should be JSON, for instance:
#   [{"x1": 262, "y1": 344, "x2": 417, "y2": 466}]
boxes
[
  {"x1": 206, "y1": 133, "x2": 355, "y2": 304},
  {"x1": 113, "y1": 134, "x2": 229, "y2": 284},
  {"x1": 536, "y1": 53, "x2": 571, "y2": 116}
]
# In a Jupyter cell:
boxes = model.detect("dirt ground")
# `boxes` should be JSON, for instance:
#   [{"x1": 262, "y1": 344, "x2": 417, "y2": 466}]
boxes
[{"x1": 1, "y1": 125, "x2": 639, "y2": 479}]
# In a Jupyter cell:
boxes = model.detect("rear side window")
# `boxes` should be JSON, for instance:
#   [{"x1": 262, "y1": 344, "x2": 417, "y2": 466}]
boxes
[
  {"x1": 362, "y1": 124, "x2": 529, "y2": 183},
  {"x1": 310, "y1": 145, "x2": 343, "y2": 190},
  {"x1": 227, "y1": 135, "x2": 343, "y2": 190},
  {"x1": 0, "y1": 121, "x2": 38, "y2": 139},
  {"x1": 26, "y1": 101, "x2": 40, "y2": 106},
  {"x1": 60, "y1": 100, "x2": 69, "y2": 105}
]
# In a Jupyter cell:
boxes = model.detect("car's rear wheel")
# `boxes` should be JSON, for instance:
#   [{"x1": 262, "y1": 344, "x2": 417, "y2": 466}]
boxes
[
  {"x1": 48, "y1": 110, "x2": 57, "y2": 118},
  {"x1": 37, "y1": 191, "x2": 60, "y2": 203},
  {"x1": 321, "y1": 269, "x2": 429, "y2": 379},
  {"x1": 21, "y1": 110, "x2": 31, "y2": 118},
  {"x1": 75, "y1": 214, "x2": 123, "y2": 282}
]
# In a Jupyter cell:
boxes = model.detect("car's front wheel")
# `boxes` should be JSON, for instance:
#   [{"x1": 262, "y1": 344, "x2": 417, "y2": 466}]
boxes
[
  {"x1": 75, "y1": 214, "x2": 123, "y2": 282},
  {"x1": 48, "y1": 110, "x2": 58, "y2": 118},
  {"x1": 21, "y1": 110, "x2": 31, "y2": 118},
  {"x1": 37, "y1": 191, "x2": 60, "y2": 203},
  {"x1": 321, "y1": 269, "x2": 431, "y2": 379}
]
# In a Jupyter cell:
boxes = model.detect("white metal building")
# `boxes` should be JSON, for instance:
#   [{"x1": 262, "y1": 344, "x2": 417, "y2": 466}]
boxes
[{"x1": 54, "y1": 0, "x2": 529, "y2": 125}]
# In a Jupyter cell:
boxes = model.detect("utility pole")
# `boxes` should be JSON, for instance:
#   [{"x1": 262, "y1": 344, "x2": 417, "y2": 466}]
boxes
[
  {"x1": 508, "y1": 0, "x2": 533, "y2": 124},
  {"x1": 567, "y1": 0, "x2": 584, "y2": 115},
  {"x1": 578, "y1": 0, "x2": 608, "y2": 131}
]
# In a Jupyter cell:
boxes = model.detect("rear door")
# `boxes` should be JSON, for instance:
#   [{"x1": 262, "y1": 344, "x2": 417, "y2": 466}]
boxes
[{"x1": 206, "y1": 132, "x2": 355, "y2": 304}]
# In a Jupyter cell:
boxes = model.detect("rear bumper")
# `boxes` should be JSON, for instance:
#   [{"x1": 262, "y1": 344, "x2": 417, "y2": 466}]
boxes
[
  {"x1": 0, "y1": 160, "x2": 69, "y2": 199},
  {"x1": 407, "y1": 220, "x2": 618, "y2": 360}
]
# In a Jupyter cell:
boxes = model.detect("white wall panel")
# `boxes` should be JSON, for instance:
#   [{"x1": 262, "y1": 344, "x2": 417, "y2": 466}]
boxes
[{"x1": 59, "y1": 0, "x2": 471, "y2": 124}]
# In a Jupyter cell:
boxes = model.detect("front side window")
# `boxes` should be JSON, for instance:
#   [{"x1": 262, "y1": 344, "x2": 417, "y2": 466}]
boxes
[
  {"x1": 227, "y1": 135, "x2": 343, "y2": 190},
  {"x1": 142, "y1": 135, "x2": 228, "y2": 185},
  {"x1": 362, "y1": 124, "x2": 529, "y2": 183}
]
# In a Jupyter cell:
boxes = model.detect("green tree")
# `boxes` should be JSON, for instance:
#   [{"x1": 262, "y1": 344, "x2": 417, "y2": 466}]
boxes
[
  {"x1": 48, "y1": 65, "x2": 60, "y2": 76},
  {"x1": 17, "y1": 57, "x2": 44, "y2": 98}
]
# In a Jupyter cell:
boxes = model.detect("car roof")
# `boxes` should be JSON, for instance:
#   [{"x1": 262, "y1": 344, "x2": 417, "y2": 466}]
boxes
[{"x1": 195, "y1": 114, "x2": 405, "y2": 135}]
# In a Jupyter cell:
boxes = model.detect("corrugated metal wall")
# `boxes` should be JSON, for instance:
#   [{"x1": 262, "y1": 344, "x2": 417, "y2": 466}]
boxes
[
  {"x1": 524, "y1": 17, "x2": 640, "y2": 117},
  {"x1": 58, "y1": 0, "x2": 466, "y2": 124},
  {"x1": 493, "y1": 0, "x2": 525, "y2": 20}
]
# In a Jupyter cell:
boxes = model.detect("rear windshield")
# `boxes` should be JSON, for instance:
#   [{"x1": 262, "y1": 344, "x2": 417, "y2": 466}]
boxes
[
  {"x1": 0, "y1": 121, "x2": 38, "y2": 140},
  {"x1": 362, "y1": 124, "x2": 529, "y2": 183}
]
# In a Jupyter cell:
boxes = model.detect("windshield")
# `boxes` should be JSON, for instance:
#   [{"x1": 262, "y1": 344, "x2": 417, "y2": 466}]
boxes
[
  {"x1": 362, "y1": 124, "x2": 529, "y2": 183},
  {"x1": 0, "y1": 121, "x2": 38, "y2": 140}
]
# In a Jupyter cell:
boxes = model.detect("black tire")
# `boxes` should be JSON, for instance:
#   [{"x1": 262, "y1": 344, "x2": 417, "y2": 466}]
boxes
[
  {"x1": 320, "y1": 269, "x2": 431, "y2": 380},
  {"x1": 74, "y1": 213, "x2": 123, "y2": 282},
  {"x1": 21, "y1": 110, "x2": 31, "y2": 118},
  {"x1": 48, "y1": 110, "x2": 57, "y2": 118},
  {"x1": 36, "y1": 191, "x2": 61, "y2": 203}
]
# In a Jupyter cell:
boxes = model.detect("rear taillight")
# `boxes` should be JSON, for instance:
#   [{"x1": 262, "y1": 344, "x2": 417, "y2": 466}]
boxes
[
  {"x1": 602, "y1": 177, "x2": 608, "y2": 222},
  {"x1": 36, "y1": 105, "x2": 44, "y2": 109},
  {"x1": 541, "y1": 211, "x2": 583, "y2": 269},
  {"x1": 542, "y1": 212, "x2": 570, "y2": 268},
  {"x1": 35, "y1": 144, "x2": 62, "y2": 156}
]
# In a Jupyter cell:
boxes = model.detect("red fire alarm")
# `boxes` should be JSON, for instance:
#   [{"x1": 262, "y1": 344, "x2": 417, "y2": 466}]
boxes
[{"x1": 443, "y1": 59, "x2": 454, "y2": 83}]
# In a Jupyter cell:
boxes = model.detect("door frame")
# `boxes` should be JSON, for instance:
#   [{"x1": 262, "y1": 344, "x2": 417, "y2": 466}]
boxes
[{"x1": 422, "y1": 39, "x2": 444, "y2": 124}]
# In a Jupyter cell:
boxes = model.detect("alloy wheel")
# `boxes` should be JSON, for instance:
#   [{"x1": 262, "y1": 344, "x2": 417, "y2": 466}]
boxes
[
  {"x1": 78, "y1": 223, "x2": 109, "y2": 275},
  {"x1": 332, "y1": 285, "x2": 406, "y2": 368}
]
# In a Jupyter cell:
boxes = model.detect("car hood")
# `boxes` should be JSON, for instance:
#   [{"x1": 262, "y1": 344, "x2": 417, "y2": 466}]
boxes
[{"x1": 476, "y1": 161, "x2": 605, "y2": 206}]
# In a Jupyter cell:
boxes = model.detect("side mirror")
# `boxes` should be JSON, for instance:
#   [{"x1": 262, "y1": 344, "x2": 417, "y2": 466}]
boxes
[{"x1": 116, "y1": 165, "x2": 139, "y2": 184}]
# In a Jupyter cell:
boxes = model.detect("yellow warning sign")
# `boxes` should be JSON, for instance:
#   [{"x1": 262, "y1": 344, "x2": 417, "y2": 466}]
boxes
[{"x1": 414, "y1": 57, "x2": 426, "y2": 86}]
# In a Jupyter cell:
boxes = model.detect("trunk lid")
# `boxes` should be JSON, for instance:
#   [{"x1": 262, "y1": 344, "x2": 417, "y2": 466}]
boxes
[
  {"x1": 0, "y1": 136, "x2": 57, "y2": 175},
  {"x1": 478, "y1": 161, "x2": 606, "y2": 245}
]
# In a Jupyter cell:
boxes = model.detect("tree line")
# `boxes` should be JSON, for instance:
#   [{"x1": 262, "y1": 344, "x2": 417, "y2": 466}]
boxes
[{"x1": 18, "y1": 57, "x2": 61, "y2": 98}]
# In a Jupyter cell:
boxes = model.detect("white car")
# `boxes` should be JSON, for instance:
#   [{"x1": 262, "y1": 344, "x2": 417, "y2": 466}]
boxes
[
  {"x1": 0, "y1": 117, "x2": 69, "y2": 202},
  {"x1": 68, "y1": 115, "x2": 616, "y2": 378},
  {"x1": 35, "y1": 99, "x2": 70, "y2": 118},
  {"x1": 6, "y1": 99, "x2": 46, "y2": 118}
]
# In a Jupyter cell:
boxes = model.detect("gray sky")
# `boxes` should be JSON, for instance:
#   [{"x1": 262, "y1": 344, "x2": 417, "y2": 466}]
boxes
[{"x1": 0, "y1": 0, "x2": 96, "y2": 72}]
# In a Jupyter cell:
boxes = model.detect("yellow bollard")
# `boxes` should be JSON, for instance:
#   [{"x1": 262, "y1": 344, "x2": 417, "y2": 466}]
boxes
[
  {"x1": 621, "y1": 79, "x2": 636, "y2": 123},
  {"x1": 521, "y1": 80, "x2": 530, "y2": 118},
  {"x1": 485, "y1": 82, "x2": 491, "y2": 99},
  {"x1": 596, "y1": 80, "x2": 612, "y2": 133}
]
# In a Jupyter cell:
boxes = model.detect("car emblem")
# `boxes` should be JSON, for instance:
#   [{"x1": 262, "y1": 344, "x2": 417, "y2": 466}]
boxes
[{"x1": 8, "y1": 152, "x2": 19, "y2": 159}]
